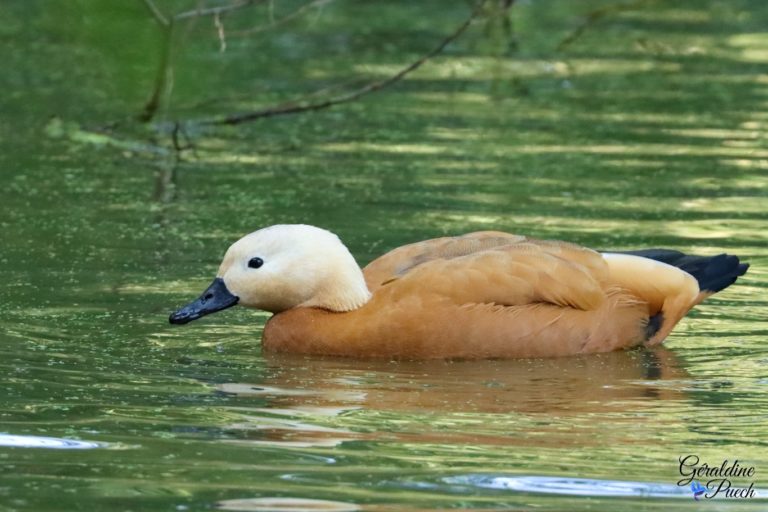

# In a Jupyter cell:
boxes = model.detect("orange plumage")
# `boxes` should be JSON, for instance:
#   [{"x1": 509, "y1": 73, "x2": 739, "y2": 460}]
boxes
[{"x1": 170, "y1": 226, "x2": 749, "y2": 359}]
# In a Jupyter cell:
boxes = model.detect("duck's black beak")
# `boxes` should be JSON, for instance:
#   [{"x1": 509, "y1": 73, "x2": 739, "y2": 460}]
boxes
[{"x1": 169, "y1": 277, "x2": 239, "y2": 325}]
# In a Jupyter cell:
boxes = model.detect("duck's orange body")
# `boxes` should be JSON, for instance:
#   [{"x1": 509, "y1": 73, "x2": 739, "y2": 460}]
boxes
[
  {"x1": 170, "y1": 226, "x2": 748, "y2": 359},
  {"x1": 262, "y1": 231, "x2": 747, "y2": 358}
]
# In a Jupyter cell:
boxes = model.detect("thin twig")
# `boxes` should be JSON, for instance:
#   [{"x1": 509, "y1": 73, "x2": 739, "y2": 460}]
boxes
[
  {"x1": 141, "y1": 0, "x2": 169, "y2": 27},
  {"x1": 174, "y1": 0, "x2": 264, "y2": 21},
  {"x1": 171, "y1": 122, "x2": 183, "y2": 152},
  {"x1": 557, "y1": 0, "x2": 655, "y2": 51},
  {"x1": 171, "y1": 121, "x2": 196, "y2": 154},
  {"x1": 233, "y1": 0, "x2": 331, "y2": 37},
  {"x1": 202, "y1": 0, "x2": 490, "y2": 126},
  {"x1": 214, "y1": 12, "x2": 227, "y2": 52},
  {"x1": 139, "y1": 0, "x2": 264, "y2": 122},
  {"x1": 139, "y1": 22, "x2": 175, "y2": 122},
  {"x1": 174, "y1": 74, "x2": 358, "y2": 114}
]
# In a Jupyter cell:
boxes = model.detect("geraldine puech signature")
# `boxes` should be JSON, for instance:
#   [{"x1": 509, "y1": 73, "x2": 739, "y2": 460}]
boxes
[{"x1": 678, "y1": 455, "x2": 757, "y2": 500}]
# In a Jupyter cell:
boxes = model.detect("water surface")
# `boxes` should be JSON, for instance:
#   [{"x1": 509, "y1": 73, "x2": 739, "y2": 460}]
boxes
[{"x1": 1, "y1": 1, "x2": 767, "y2": 510}]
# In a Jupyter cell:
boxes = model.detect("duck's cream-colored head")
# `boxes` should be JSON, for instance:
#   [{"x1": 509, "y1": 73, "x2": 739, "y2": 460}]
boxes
[{"x1": 169, "y1": 225, "x2": 371, "y2": 324}]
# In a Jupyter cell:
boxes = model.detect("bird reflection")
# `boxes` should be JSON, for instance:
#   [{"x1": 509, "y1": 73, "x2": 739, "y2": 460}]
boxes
[{"x1": 213, "y1": 348, "x2": 689, "y2": 448}]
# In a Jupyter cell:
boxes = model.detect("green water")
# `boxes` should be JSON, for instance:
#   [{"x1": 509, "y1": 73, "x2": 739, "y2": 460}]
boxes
[{"x1": 2, "y1": 1, "x2": 768, "y2": 510}]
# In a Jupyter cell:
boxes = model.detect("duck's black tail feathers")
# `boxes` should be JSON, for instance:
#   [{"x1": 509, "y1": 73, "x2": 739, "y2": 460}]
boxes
[{"x1": 613, "y1": 249, "x2": 749, "y2": 294}]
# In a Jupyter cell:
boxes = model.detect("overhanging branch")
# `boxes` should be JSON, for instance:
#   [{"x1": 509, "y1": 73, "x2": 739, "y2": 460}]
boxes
[
  {"x1": 232, "y1": 0, "x2": 332, "y2": 37},
  {"x1": 201, "y1": 0, "x2": 491, "y2": 126},
  {"x1": 174, "y1": 0, "x2": 265, "y2": 21},
  {"x1": 142, "y1": 0, "x2": 169, "y2": 26}
]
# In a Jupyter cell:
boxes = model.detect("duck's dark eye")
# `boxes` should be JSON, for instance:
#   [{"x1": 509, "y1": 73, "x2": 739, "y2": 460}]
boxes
[{"x1": 248, "y1": 257, "x2": 264, "y2": 269}]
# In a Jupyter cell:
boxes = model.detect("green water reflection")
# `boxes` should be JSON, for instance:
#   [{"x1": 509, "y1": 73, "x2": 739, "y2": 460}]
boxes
[{"x1": 1, "y1": 0, "x2": 767, "y2": 510}]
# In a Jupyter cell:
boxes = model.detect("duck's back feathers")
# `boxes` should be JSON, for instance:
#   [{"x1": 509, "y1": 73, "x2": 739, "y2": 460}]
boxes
[
  {"x1": 364, "y1": 231, "x2": 606, "y2": 289},
  {"x1": 363, "y1": 231, "x2": 523, "y2": 291},
  {"x1": 374, "y1": 242, "x2": 608, "y2": 311}
]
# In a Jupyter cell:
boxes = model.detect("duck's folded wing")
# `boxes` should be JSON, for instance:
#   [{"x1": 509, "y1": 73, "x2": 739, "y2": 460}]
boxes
[
  {"x1": 363, "y1": 231, "x2": 524, "y2": 291},
  {"x1": 377, "y1": 242, "x2": 610, "y2": 311}
]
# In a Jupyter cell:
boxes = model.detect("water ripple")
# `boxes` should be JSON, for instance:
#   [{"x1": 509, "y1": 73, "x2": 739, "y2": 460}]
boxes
[
  {"x1": 217, "y1": 497, "x2": 360, "y2": 511},
  {"x1": 0, "y1": 433, "x2": 106, "y2": 449}
]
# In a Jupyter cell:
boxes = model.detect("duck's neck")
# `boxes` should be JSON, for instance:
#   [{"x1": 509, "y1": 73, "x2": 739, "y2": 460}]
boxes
[{"x1": 299, "y1": 261, "x2": 372, "y2": 313}]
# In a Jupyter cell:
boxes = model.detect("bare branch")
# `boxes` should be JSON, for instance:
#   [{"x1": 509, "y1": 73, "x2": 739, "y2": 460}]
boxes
[
  {"x1": 214, "y1": 12, "x2": 227, "y2": 52},
  {"x1": 139, "y1": 24, "x2": 175, "y2": 122},
  {"x1": 203, "y1": 0, "x2": 490, "y2": 126},
  {"x1": 233, "y1": 0, "x2": 332, "y2": 37},
  {"x1": 141, "y1": 0, "x2": 169, "y2": 27},
  {"x1": 138, "y1": 0, "x2": 269, "y2": 122},
  {"x1": 174, "y1": 0, "x2": 264, "y2": 21},
  {"x1": 557, "y1": 0, "x2": 655, "y2": 51}
]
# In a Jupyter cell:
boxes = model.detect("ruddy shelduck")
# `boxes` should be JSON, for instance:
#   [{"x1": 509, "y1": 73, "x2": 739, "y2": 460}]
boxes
[{"x1": 170, "y1": 225, "x2": 748, "y2": 359}]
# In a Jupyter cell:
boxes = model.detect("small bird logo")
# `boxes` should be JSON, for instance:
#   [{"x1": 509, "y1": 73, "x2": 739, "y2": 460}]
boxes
[{"x1": 691, "y1": 480, "x2": 706, "y2": 500}]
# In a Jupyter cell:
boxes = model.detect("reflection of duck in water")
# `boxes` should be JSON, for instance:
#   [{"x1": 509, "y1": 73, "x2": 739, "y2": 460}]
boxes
[
  {"x1": 170, "y1": 225, "x2": 748, "y2": 359},
  {"x1": 215, "y1": 348, "x2": 690, "y2": 447},
  {"x1": 225, "y1": 348, "x2": 689, "y2": 414}
]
